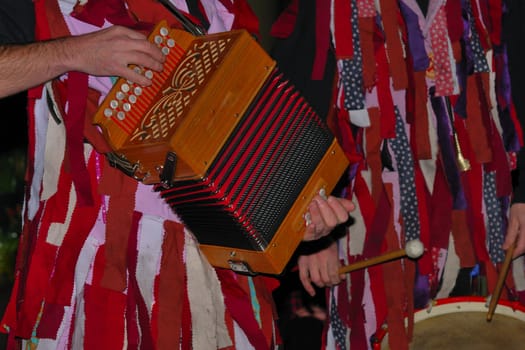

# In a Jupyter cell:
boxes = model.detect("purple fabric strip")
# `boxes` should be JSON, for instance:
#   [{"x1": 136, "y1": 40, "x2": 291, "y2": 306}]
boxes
[
  {"x1": 398, "y1": 1, "x2": 429, "y2": 72},
  {"x1": 494, "y1": 44, "x2": 521, "y2": 152},
  {"x1": 429, "y1": 90, "x2": 467, "y2": 210}
]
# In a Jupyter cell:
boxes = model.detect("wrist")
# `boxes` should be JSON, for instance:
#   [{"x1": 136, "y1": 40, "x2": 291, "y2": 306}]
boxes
[{"x1": 296, "y1": 225, "x2": 347, "y2": 256}]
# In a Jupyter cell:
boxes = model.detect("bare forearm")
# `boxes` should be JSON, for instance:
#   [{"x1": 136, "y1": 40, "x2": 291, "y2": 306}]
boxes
[
  {"x1": 0, "y1": 38, "x2": 73, "y2": 97},
  {"x1": 0, "y1": 25, "x2": 166, "y2": 99}
]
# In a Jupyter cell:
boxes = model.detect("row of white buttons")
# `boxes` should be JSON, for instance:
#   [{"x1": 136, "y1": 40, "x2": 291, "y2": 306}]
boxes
[{"x1": 103, "y1": 26, "x2": 175, "y2": 121}]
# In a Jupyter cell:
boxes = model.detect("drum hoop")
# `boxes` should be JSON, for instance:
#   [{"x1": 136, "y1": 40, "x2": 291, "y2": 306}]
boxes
[
  {"x1": 372, "y1": 296, "x2": 525, "y2": 350},
  {"x1": 417, "y1": 296, "x2": 525, "y2": 322}
]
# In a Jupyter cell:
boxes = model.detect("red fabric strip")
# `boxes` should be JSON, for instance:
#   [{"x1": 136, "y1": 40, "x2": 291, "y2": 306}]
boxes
[
  {"x1": 64, "y1": 71, "x2": 94, "y2": 207},
  {"x1": 478, "y1": 73, "x2": 512, "y2": 197},
  {"x1": 335, "y1": 107, "x2": 362, "y2": 164},
  {"x1": 451, "y1": 210, "x2": 477, "y2": 267},
  {"x1": 269, "y1": 0, "x2": 298, "y2": 38},
  {"x1": 43, "y1": 0, "x2": 70, "y2": 39},
  {"x1": 509, "y1": 96, "x2": 524, "y2": 147},
  {"x1": 366, "y1": 189, "x2": 391, "y2": 331},
  {"x1": 375, "y1": 30, "x2": 396, "y2": 139},
  {"x1": 156, "y1": 221, "x2": 186, "y2": 349},
  {"x1": 381, "y1": 206, "x2": 409, "y2": 350},
  {"x1": 469, "y1": 0, "x2": 490, "y2": 51},
  {"x1": 180, "y1": 271, "x2": 192, "y2": 350},
  {"x1": 312, "y1": 0, "x2": 330, "y2": 80},
  {"x1": 348, "y1": 270, "x2": 367, "y2": 349},
  {"x1": 428, "y1": 163, "x2": 452, "y2": 251},
  {"x1": 126, "y1": 211, "x2": 155, "y2": 350},
  {"x1": 465, "y1": 75, "x2": 492, "y2": 163},
  {"x1": 84, "y1": 89, "x2": 112, "y2": 154},
  {"x1": 35, "y1": 303, "x2": 65, "y2": 339},
  {"x1": 150, "y1": 273, "x2": 160, "y2": 346},
  {"x1": 84, "y1": 284, "x2": 127, "y2": 349},
  {"x1": 403, "y1": 260, "x2": 415, "y2": 342},
  {"x1": 362, "y1": 187, "x2": 390, "y2": 259},
  {"x1": 365, "y1": 108, "x2": 384, "y2": 204},
  {"x1": 463, "y1": 161, "x2": 491, "y2": 263},
  {"x1": 378, "y1": 0, "x2": 408, "y2": 90},
  {"x1": 334, "y1": 0, "x2": 354, "y2": 58},
  {"x1": 355, "y1": 172, "x2": 375, "y2": 232},
  {"x1": 445, "y1": 0, "x2": 464, "y2": 43},
  {"x1": 47, "y1": 155, "x2": 101, "y2": 306},
  {"x1": 219, "y1": 0, "x2": 260, "y2": 37},
  {"x1": 27, "y1": 169, "x2": 71, "y2": 320},
  {"x1": 412, "y1": 164, "x2": 431, "y2": 277},
  {"x1": 99, "y1": 168, "x2": 137, "y2": 292},
  {"x1": 488, "y1": 0, "x2": 502, "y2": 46},
  {"x1": 216, "y1": 270, "x2": 269, "y2": 350},
  {"x1": 359, "y1": 17, "x2": 377, "y2": 89},
  {"x1": 9, "y1": 206, "x2": 41, "y2": 339},
  {"x1": 412, "y1": 71, "x2": 431, "y2": 159},
  {"x1": 125, "y1": 0, "x2": 185, "y2": 29},
  {"x1": 85, "y1": 247, "x2": 126, "y2": 349},
  {"x1": 16, "y1": 241, "x2": 58, "y2": 337},
  {"x1": 252, "y1": 276, "x2": 278, "y2": 347}
]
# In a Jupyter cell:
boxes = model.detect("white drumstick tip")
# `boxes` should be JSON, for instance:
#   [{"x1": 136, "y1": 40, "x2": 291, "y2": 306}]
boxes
[{"x1": 405, "y1": 239, "x2": 424, "y2": 259}]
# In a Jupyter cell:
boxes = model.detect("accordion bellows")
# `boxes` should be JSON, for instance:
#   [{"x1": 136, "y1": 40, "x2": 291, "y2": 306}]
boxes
[{"x1": 93, "y1": 21, "x2": 349, "y2": 274}]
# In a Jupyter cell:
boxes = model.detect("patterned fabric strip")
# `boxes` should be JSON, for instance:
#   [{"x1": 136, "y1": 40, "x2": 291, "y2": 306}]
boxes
[
  {"x1": 463, "y1": 0, "x2": 490, "y2": 73},
  {"x1": 330, "y1": 289, "x2": 346, "y2": 349},
  {"x1": 388, "y1": 108, "x2": 421, "y2": 242},
  {"x1": 429, "y1": 6, "x2": 457, "y2": 96},
  {"x1": 484, "y1": 171, "x2": 505, "y2": 263},
  {"x1": 339, "y1": 0, "x2": 365, "y2": 111}
]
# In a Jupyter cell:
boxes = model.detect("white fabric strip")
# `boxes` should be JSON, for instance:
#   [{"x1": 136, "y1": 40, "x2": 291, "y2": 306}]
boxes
[
  {"x1": 185, "y1": 231, "x2": 232, "y2": 349},
  {"x1": 136, "y1": 215, "x2": 165, "y2": 317}
]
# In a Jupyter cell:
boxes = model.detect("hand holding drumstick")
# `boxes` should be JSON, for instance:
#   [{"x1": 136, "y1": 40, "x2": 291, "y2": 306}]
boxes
[
  {"x1": 486, "y1": 202, "x2": 525, "y2": 322},
  {"x1": 502, "y1": 203, "x2": 525, "y2": 258},
  {"x1": 298, "y1": 239, "x2": 424, "y2": 297}
]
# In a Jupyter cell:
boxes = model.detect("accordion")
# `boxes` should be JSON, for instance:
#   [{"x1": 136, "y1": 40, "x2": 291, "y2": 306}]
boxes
[{"x1": 93, "y1": 21, "x2": 349, "y2": 275}]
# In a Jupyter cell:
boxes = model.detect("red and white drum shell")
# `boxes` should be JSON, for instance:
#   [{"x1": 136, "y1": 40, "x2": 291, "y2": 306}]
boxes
[{"x1": 371, "y1": 296, "x2": 525, "y2": 350}]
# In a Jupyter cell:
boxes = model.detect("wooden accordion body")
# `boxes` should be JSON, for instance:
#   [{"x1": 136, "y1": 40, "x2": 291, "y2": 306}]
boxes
[{"x1": 93, "y1": 21, "x2": 349, "y2": 275}]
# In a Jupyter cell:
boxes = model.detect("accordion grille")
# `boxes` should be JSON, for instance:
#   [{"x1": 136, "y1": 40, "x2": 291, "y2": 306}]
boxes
[{"x1": 158, "y1": 72, "x2": 334, "y2": 251}]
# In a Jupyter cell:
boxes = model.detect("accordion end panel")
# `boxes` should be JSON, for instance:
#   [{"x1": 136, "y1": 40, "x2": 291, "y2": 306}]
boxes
[{"x1": 198, "y1": 139, "x2": 349, "y2": 275}]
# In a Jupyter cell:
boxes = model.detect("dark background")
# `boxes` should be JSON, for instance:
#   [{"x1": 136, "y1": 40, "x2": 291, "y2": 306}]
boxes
[
  {"x1": 0, "y1": 91, "x2": 28, "y2": 348},
  {"x1": 1, "y1": 92, "x2": 28, "y2": 151}
]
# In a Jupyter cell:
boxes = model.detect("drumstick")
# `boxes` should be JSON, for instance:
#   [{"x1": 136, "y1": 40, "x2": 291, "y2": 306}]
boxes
[
  {"x1": 338, "y1": 239, "x2": 424, "y2": 274},
  {"x1": 486, "y1": 243, "x2": 516, "y2": 322}
]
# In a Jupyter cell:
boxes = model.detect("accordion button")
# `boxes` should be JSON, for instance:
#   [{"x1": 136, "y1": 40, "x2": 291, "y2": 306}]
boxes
[
  {"x1": 110, "y1": 100, "x2": 119, "y2": 109},
  {"x1": 129, "y1": 95, "x2": 137, "y2": 104},
  {"x1": 160, "y1": 27, "x2": 169, "y2": 36},
  {"x1": 134, "y1": 87, "x2": 143, "y2": 96},
  {"x1": 162, "y1": 47, "x2": 170, "y2": 55},
  {"x1": 116, "y1": 91, "x2": 125, "y2": 100},
  {"x1": 123, "y1": 103, "x2": 131, "y2": 112},
  {"x1": 167, "y1": 39, "x2": 175, "y2": 47},
  {"x1": 133, "y1": 66, "x2": 142, "y2": 74},
  {"x1": 154, "y1": 35, "x2": 163, "y2": 45},
  {"x1": 144, "y1": 70, "x2": 154, "y2": 79},
  {"x1": 117, "y1": 111, "x2": 126, "y2": 120},
  {"x1": 104, "y1": 108, "x2": 113, "y2": 118},
  {"x1": 121, "y1": 83, "x2": 130, "y2": 93}
]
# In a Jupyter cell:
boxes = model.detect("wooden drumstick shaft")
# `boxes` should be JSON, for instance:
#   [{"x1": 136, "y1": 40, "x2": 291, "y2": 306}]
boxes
[
  {"x1": 338, "y1": 239, "x2": 424, "y2": 274},
  {"x1": 338, "y1": 249, "x2": 408, "y2": 274},
  {"x1": 487, "y1": 243, "x2": 516, "y2": 322}
]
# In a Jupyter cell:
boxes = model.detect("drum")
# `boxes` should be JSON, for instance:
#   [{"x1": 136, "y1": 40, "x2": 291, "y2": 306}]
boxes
[{"x1": 372, "y1": 297, "x2": 525, "y2": 349}]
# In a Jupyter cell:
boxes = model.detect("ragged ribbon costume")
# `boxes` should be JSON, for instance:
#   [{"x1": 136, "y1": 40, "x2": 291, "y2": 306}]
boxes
[
  {"x1": 0, "y1": 0, "x2": 281, "y2": 349},
  {"x1": 271, "y1": 0, "x2": 525, "y2": 349}
]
